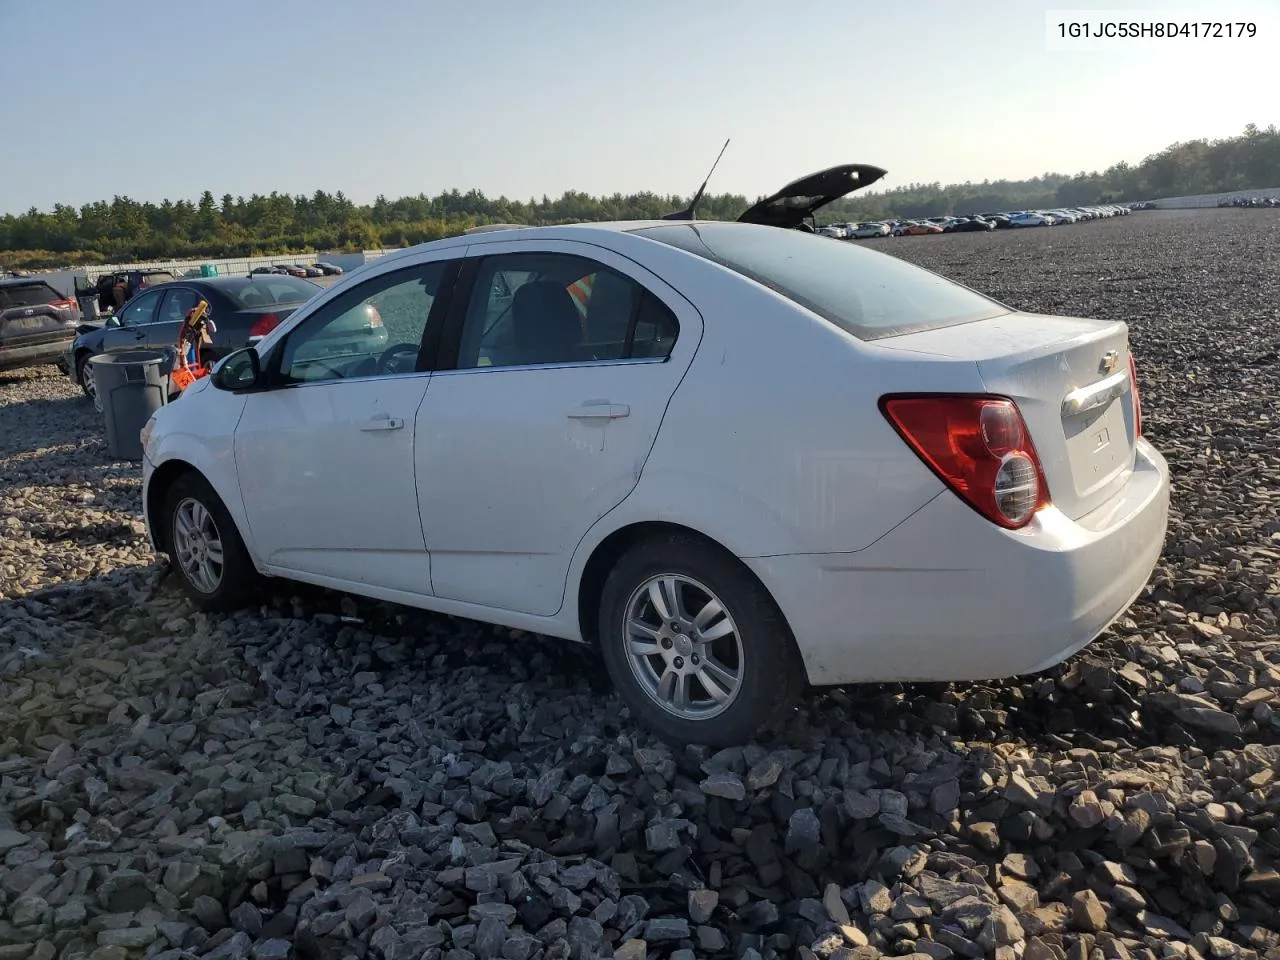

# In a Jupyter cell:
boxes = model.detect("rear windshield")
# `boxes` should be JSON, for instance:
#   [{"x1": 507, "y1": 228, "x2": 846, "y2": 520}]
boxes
[
  {"x1": 633, "y1": 222, "x2": 1010, "y2": 340},
  {"x1": 219, "y1": 276, "x2": 321, "y2": 308},
  {"x1": 0, "y1": 282, "x2": 62, "y2": 309}
]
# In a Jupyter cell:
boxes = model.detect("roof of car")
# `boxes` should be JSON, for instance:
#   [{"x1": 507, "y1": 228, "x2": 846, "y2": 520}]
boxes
[
  {"x1": 361, "y1": 219, "x2": 734, "y2": 273},
  {"x1": 0, "y1": 276, "x2": 55, "y2": 287}
]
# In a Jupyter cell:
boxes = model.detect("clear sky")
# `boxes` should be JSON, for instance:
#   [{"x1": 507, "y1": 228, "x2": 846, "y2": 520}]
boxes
[{"x1": 1, "y1": 0, "x2": 1275, "y2": 214}]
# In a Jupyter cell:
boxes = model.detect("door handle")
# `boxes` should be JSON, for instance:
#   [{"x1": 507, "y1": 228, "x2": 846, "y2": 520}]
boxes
[
  {"x1": 567, "y1": 402, "x2": 630, "y2": 420},
  {"x1": 361, "y1": 415, "x2": 404, "y2": 432},
  {"x1": 134, "y1": 331, "x2": 147, "y2": 339}
]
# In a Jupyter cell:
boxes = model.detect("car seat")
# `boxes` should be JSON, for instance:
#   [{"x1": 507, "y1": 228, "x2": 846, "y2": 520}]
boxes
[{"x1": 511, "y1": 281, "x2": 584, "y2": 365}]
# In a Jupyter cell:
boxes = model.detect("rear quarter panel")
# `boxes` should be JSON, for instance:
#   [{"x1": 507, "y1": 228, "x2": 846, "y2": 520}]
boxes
[{"x1": 592, "y1": 249, "x2": 986, "y2": 558}]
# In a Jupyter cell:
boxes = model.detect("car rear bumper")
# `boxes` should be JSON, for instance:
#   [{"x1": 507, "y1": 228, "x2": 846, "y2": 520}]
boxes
[
  {"x1": 745, "y1": 438, "x2": 1170, "y2": 686},
  {"x1": 0, "y1": 337, "x2": 75, "y2": 373}
]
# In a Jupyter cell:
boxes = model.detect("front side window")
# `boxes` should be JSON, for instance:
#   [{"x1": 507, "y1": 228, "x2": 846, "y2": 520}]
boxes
[
  {"x1": 633, "y1": 222, "x2": 1010, "y2": 341},
  {"x1": 276, "y1": 261, "x2": 450, "y2": 384},
  {"x1": 455, "y1": 252, "x2": 679, "y2": 370},
  {"x1": 118, "y1": 290, "x2": 162, "y2": 326}
]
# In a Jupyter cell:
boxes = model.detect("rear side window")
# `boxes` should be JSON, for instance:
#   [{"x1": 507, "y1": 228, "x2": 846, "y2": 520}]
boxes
[
  {"x1": 455, "y1": 252, "x2": 679, "y2": 369},
  {"x1": 633, "y1": 222, "x2": 1009, "y2": 340},
  {"x1": 0, "y1": 283, "x2": 62, "y2": 309}
]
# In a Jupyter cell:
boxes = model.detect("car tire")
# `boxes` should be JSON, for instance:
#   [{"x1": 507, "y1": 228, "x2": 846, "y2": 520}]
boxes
[
  {"x1": 597, "y1": 532, "x2": 806, "y2": 747},
  {"x1": 163, "y1": 472, "x2": 259, "y2": 611},
  {"x1": 76, "y1": 354, "x2": 101, "y2": 411}
]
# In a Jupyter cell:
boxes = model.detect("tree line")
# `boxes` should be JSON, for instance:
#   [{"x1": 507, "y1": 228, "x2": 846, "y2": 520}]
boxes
[{"x1": 2, "y1": 125, "x2": 1277, "y2": 269}]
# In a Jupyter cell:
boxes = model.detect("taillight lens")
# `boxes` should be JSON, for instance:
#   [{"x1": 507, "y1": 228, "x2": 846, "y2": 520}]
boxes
[
  {"x1": 1128, "y1": 352, "x2": 1142, "y2": 438},
  {"x1": 249, "y1": 313, "x2": 282, "y2": 338},
  {"x1": 51, "y1": 298, "x2": 77, "y2": 309},
  {"x1": 881, "y1": 395, "x2": 1051, "y2": 529},
  {"x1": 364, "y1": 304, "x2": 383, "y2": 328}
]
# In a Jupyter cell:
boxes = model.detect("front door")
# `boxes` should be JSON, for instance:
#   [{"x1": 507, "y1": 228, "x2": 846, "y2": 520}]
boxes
[
  {"x1": 102, "y1": 288, "x2": 163, "y2": 352},
  {"x1": 415, "y1": 240, "x2": 700, "y2": 617},
  {"x1": 233, "y1": 258, "x2": 457, "y2": 595}
]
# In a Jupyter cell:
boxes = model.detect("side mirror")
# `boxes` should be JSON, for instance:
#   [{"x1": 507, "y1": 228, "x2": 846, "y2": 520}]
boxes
[
  {"x1": 212, "y1": 347, "x2": 262, "y2": 391},
  {"x1": 104, "y1": 315, "x2": 122, "y2": 328}
]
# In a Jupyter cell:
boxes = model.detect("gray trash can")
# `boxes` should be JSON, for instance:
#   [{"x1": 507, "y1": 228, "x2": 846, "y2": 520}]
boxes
[{"x1": 89, "y1": 350, "x2": 169, "y2": 461}]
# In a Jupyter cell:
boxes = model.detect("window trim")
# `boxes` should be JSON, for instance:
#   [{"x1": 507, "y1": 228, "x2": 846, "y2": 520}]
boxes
[
  {"x1": 259, "y1": 259, "x2": 461, "y2": 390},
  {"x1": 435, "y1": 251, "x2": 680, "y2": 373}
]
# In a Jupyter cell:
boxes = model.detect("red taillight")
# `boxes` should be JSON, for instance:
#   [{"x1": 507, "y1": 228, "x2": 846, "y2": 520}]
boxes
[
  {"x1": 1128, "y1": 352, "x2": 1143, "y2": 438},
  {"x1": 51, "y1": 298, "x2": 76, "y2": 309},
  {"x1": 881, "y1": 395, "x2": 1051, "y2": 530},
  {"x1": 249, "y1": 313, "x2": 282, "y2": 338},
  {"x1": 364, "y1": 304, "x2": 383, "y2": 328}
]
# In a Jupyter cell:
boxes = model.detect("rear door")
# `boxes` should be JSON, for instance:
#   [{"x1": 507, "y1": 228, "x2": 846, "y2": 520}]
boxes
[
  {"x1": 101, "y1": 289, "x2": 164, "y2": 353},
  {"x1": 413, "y1": 239, "x2": 700, "y2": 618},
  {"x1": 0, "y1": 281, "x2": 77, "y2": 350}
]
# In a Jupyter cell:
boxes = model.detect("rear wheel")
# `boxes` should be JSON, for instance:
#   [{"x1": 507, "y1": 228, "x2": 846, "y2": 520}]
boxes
[
  {"x1": 597, "y1": 533, "x2": 805, "y2": 746},
  {"x1": 163, "y1": 473, "x2": 259, "y2": 611}
]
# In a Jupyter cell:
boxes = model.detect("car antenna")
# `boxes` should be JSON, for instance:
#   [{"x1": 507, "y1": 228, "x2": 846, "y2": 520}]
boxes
[{"x1": 662, "y1": 138, "x2": 731, "y2": 221}]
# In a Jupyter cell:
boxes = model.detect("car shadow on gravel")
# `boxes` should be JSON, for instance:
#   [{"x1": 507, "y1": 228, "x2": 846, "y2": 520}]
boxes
[{"x1": 209, "y1": 572, "x2": 1280, "y2": 758}]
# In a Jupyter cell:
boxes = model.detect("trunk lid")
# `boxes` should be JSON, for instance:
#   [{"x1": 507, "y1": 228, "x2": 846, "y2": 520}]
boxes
[
  {"x1": 873, "y1": 312, "x2": 1138, "y2": 521},
  {"x1": 737, "y1": 163, "x2": 888, "y2": 229}
]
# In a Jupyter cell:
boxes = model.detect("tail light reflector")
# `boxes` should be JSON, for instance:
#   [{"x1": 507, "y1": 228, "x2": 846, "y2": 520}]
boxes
[
  {"x1": 880, "y1": 395, "x2": 1051, "y2": 529},
  {"x1": 249, "y1": 313, "x2": 282, "y2": 338},
  {"x1": 51, "y1": 299, "x2": 77, "y2": 309}
]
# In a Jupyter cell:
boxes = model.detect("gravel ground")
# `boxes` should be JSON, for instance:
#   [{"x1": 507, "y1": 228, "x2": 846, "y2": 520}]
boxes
[{"x1": 1, "y1": 208, "x2": 1277, "y2": 960}]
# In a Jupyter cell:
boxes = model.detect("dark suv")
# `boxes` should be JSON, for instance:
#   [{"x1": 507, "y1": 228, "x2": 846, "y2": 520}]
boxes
[
  {"x1": 0, "y1": 277, "x2": 82, "y2": 374},
  {"x1": 94, "y1": 269, "x2": 177, "y2": 313}
]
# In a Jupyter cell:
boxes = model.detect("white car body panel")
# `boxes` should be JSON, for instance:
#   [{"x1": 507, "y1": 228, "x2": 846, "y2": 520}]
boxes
[
  {"x1": 141, "y1": 376, "x2": 253, "y2": 554},
  {"x1": 141, "y1": 220, "x2": 1172, "y2": 689}
]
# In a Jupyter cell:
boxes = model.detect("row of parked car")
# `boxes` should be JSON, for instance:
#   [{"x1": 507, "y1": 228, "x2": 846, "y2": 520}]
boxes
[
  {"x1": 246, "y1": 262, "x2": 346, "y2": 279},
  {"x1": 0, "y1": 264, "x2": 332, "y2": 386},
  {"x1": 817, "y1": 203, "x2": 1135, "y2": 239},
  {"x1": 1217, "y1": 196, "x2": 1280, "y2": 208}
]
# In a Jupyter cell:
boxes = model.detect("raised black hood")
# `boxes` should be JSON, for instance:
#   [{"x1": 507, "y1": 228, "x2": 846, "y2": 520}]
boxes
[{"x1": 736, "y1": 163, "x2": 887, "y2": 229}]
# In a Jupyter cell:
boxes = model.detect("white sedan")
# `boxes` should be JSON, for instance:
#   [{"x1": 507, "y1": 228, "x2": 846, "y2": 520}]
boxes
[{"x1": 140, "y1": 221, "x2": 1170, "y2": 746}]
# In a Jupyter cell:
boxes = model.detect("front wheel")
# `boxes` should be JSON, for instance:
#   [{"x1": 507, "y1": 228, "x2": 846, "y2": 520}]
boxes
[
  {"x1": 597, "y1": 534, "x2": 805, "y2": 746},
  {"x1": 77, "y1": 354, "x2": 103, "y2": 414},
  {"x1": 163, "y1": 472, "x2": 259, "y2": 611}
]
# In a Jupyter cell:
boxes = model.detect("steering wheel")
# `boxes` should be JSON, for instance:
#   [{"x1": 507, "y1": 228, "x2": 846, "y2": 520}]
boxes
[{"x1": 376, "y1": 343, "x2": 420, "y2": 376}]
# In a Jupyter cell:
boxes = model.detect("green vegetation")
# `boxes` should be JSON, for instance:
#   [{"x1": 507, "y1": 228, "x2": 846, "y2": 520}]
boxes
[{"x1": 2, "y1": 125, "x2": 1277, "y2": 270}]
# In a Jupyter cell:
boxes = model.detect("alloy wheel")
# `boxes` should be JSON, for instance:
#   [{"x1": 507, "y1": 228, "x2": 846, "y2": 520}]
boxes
[
  {"x1": 172, "y1": 497, "x2": 224, "y2": 594},
  {"x1": 622, "y1": 573, "x2": 744, "y2": 720}
]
